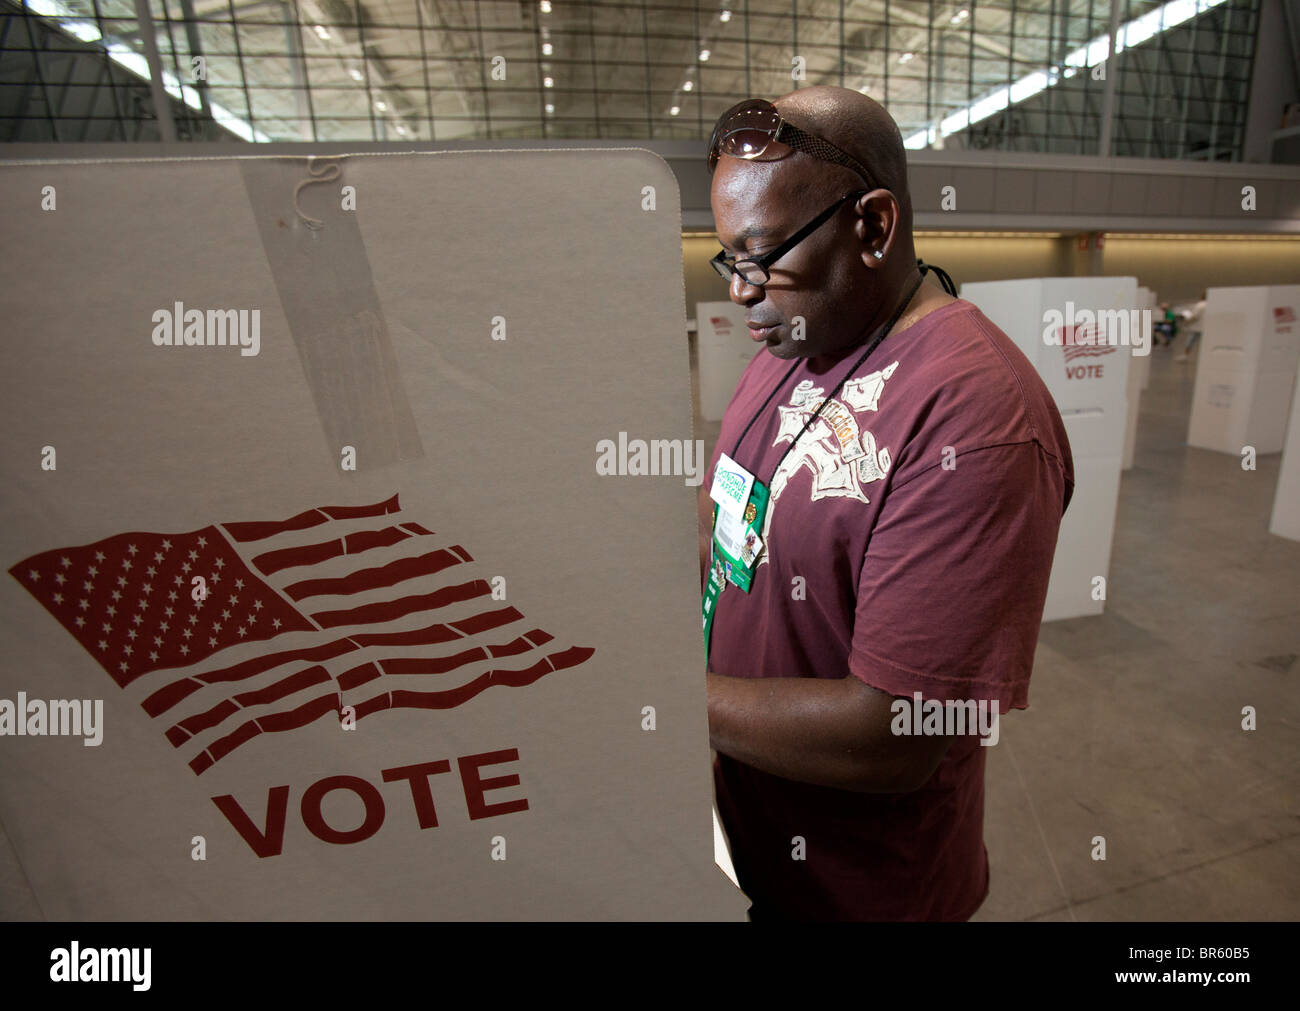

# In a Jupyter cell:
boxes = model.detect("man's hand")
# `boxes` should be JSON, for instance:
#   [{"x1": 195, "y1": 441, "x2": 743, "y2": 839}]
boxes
[{"x1": 707, "y1": 671, "x2": 951, "y2": 793}]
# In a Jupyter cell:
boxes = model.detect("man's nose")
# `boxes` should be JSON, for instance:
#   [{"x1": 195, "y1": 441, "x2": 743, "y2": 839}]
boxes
[{"x1": 728, "y1": 271, "x2": 763, "y2": 302}]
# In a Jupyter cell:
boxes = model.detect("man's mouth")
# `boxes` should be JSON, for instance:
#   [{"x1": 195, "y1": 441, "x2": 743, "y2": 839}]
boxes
[{"x1": 747, "y1": 322, "x2": 780, "y2": 342}]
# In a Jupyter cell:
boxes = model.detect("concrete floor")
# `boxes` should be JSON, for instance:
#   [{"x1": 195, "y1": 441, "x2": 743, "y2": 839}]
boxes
[
  {"x1": 971, "y1": 345, "x2": 1300, "y2": 921},
  {"x1": 693, "y1": 333, "x2": 1300, "y2": 921}
]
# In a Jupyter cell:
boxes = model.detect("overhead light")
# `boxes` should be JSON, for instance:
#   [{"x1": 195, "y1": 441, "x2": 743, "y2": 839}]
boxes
[
  {"x1": 950, "y1": 9, "x2": 969, "y2": 24},
  {"x1": 670, "y1": 105, "x2": 680, "y2": 116},
  {"x1": 720, "y1": 9, "x2": 732, "y2": 21},
  {"x1": 545, "y1": 103, "x2": 555, "y2": 115},
  {"x1": 396, "y1": 124, "x2": 407, "y2": 136},
  {"x1": 544, "y1": 76, "x2": 554, "y2": 88},
  {"x1": 540, "y1": 1, "x2": 551, "y2": 13},
  {"x1": 542, "y1": 42, "x2": 552, "y2": 55},
  {"x1": 349, "y1": 68, "x2": 363, "y2": 81},
  {"x1": 698, "y1": 49, "x2": 710, "y2": 61},
  {"x1": 898, "y1": 51, "x2": 914, "y2": 64},
  {"x1": 313, "y1": 25, "x2": 330, "y2": 41},
  {"x1": 374, "y1": 100, "x2": 387, "y2": 111},
  {"x1": 683, "y1": 80, "x2": 694, "y2": 92}
]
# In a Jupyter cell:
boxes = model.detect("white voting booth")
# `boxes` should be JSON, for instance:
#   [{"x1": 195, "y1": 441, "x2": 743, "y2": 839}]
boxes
[
  {"x1": 1270, "y1": 356, "x2": 1300, "y2": 542},
  {"x1": 0, "y1": 151, "x2": 748, "y2": 921},
  {"x1": 962, "y1": 277, "x2": 1138, "y2": 621},
  {"x1": 1135, "y1": 286, "x2": 1156, "y2": 391},
  {"x1": 695, "y1": 301, "x2": 758, "y2": 422},
  {"x1": 1187, "y1": 286, "x2": 1300, "y2": 455}
]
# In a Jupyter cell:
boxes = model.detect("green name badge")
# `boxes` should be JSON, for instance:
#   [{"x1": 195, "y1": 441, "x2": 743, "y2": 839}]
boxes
[{"x1": 710, "y1": 479, "x2": 769, "y2": 594}]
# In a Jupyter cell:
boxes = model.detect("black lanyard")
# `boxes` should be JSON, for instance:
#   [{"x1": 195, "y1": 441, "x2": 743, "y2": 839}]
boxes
[{"x1": 728, "y1": 272, "x2": 926, "y2": 483}]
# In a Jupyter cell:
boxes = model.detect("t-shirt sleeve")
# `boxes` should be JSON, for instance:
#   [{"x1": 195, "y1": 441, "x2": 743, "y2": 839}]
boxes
[{"x1": 847, "y1": 440, "x2": 1066, "y2": 711}]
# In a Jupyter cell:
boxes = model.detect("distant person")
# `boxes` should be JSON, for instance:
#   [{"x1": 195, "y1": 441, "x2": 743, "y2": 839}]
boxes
[
  {"x1": 1174, "y1": 292, "x2": 1207, "y2": 361},
  {"x1": 1155, "y1": 302, "x2": 1179, "y2": 347}
]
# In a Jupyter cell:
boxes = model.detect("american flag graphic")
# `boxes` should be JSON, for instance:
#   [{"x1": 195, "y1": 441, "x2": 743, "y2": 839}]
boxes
[
  {"x1": 8, "y1": 494, "x2": 594, "y2": 776},
  {"x1": 1060, "y1": 324, "x2": 1117, "y2": 363}
]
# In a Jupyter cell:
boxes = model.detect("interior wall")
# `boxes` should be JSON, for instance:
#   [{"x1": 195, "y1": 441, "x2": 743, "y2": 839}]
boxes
[
  {"x1": 683, "y1": 234, "x2": 1300, "y2": 317},
  {"x1": 1100, "y1": 238, "x2": 1300, "y2": 304}
]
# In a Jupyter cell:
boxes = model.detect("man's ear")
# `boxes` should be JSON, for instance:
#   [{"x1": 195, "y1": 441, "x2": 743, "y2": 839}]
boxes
[{"x1": 856, "y1": 191, "x2": 900, "y2": 266}]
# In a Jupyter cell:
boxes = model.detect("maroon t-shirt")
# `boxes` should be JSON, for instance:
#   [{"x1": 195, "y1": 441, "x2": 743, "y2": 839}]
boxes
[{"x1": 707, "y1": 297, "x2": 1074, "y2": 921}]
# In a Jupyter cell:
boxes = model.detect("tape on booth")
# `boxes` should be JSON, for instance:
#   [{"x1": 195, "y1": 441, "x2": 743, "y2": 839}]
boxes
[{"x1": 240, "y1": 156, "x2": 423, "y2": 471}]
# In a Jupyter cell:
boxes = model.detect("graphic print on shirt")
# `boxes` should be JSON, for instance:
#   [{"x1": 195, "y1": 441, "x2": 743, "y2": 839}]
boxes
[{"x1": 757, "y1": 360, "x2": 899, "y2": 568}]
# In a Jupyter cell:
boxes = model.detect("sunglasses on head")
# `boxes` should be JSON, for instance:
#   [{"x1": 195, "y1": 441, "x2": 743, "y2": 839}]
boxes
[{"x1": 707, "y1": 98, "x2": 880, "y2": 192}]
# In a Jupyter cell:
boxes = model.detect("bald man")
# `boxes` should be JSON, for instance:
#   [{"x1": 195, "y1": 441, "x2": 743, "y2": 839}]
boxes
[{"x1": 700, "y1": 86, "x2": 1074, "y2": 921}]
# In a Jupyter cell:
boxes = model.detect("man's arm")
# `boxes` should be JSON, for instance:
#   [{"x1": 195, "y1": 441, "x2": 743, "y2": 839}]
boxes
[{"x1": 707, "y1": 671, "x2": 950, "y2": 793}]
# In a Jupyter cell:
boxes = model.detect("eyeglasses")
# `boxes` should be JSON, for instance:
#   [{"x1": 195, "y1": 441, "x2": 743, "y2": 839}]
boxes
[
  {"x1": 707, "y1": 98, "x2": 879, "y2": 192},
  {"x1": 710, "y1": 189, "x2": 868, "y2": 288}
]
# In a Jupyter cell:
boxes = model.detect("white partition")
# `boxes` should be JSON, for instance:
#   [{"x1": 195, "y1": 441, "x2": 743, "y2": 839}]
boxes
[
  {"x1": 962, "y1": 276, "x2": 1138, "y2": 621},
  {"x1": 1187, "y1": 286, "x2": 1300, "y2": 455},
  {"x1": 1270, "y1": 356, "x2": 1300, "y2": 541},
  {"x1": 695, "y1": 301, "x2": 759, "y2": 422},
  {"x1": 1135, "y1": 286, "x2": 1156, "y2": 391}
]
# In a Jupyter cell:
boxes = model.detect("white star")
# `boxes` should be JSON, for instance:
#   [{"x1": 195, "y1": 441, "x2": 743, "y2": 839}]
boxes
[
  {"x1": 27, "y1": 570, "x2": 38, "y2": 581},
  {"x1": 106, "y1": 605, "x2": 117, "y2": 617},
  {"x1": 154, "y1": 552, "x2": 163, "y2": 563},
  {"x1": 127, "y1": 629, "x2": 137, "y2": 640},
  {"x1": 173, "y1": 575, "x2": 183, "y2": 586},
  {"x1": 159, "y1": 622, "x2": 169, "y2": 633},
  {"x1": 123, "y1": 645, "x2": 132, "y2": 656},
  {"x1": 188, "y1": 549, "x2": 198, "y2": 561},
  {"x1": 132, "y1": 614, "x2": 143, "y2": 625},
  {"x1": 181, "y1": 562, "x2": 191, "y2": 573},
  {"x1": 60, "y1": 557, "x2": 71, "y2": 568},
  {"x1": 154, "y1": 636, "x2": 162, "y2": 646},
  {"x1": 54, "y1": 573, "x2": 66, "y2": 585},
  {"x1": 229, "y1": 596, "x2": 238, "y2": 607},
  {"x1": 180, "y1": 644, "x2": 189, "y2": 655},
  {"x1": 188, "y1": 614, "x2": 198, "y2": 625},
  {"x1": 253, "y1": 600, "x2": 263, "y2": 611},
  {"x1": 87, "y1": 566, "x2": 97, "y2": 578},
  {"x1": 119, "y1": 661, "x2": 128, "y2": 672},
  {"x1": 146, "y1": 567, "x2": 156, "y2": 578},
  {"x1": 97, "y1": 640, "x2": 107, "y2": 650},
  {"x1": 235, "y1": 578, "x2": 245, "y2": 590},
  {"x1": 74, "y1": 616, "x2": 85, "y2": 628},
  {"x1": 95, "y1": 550, "x2": 106, "y2": 562},
  {"x1": 164, "y1": 606, "x2": 174, "y2": 617},
  {"x1": 211, "y1": 573, "x2": 221, "y2": 585},
  {"x1": 102, "y1": 622, "x2": 112, "y2": 634},
  {"x1": 83, "y1": 581, "x2": 93, "y2": 593},
  {"x1": 150, "y1": 651, "x2": 159, "y2": 662},
  {"x1": 237, "y1": 626, "x2": 247, "y2": 638},
  {"x1": 122, "y1": 559, "x2": 132, "y2": 571},
  {"x1": 183, "y1": 628, "x2": 193, "y2": 638},
  {"x1": 52, "y1": 593, "x2": 63, "y2": 604},
  {"x1": 78, "y1": 599, "x2": 89, "y2": 611},
  {"x1": 138, "y1": 599, "x2": 148, "y2": 611},
  {"x1": 246, "y1": 613, "x2": 256, "y2": 625},
  {"x1": 221, "y1": 609, "x2": 231, "y2": 620},
  {"x1": 214, "y1": 557, "x2": 226, "y2": 569},
  {"x1": 127, "y1": 544, "x2": 138, "y2": 556},
  {"x1": 111, "y1": 590, "x2": 122, "y2": 602},
  {"x1": 161, "y1": 539, "x2": 171, "y2": 551},
  {"x1": 208, "y1": 637, "x2": 217, "y2": 648},
  {"x1": 143, "y1": 584, "x2": 152, "y2": 595},
  {"x1": 212, "y1": 622, "x2": 222, "y2": 634},
  {"x1": 272, "y1": 618, "x2": 282, "y2": 629},
  {"x1": 116, "y1": 575, "x2": 127, "y2": 587},
  {"x1": 198, "y1": 536, "x2": 207, "y2": 548}
]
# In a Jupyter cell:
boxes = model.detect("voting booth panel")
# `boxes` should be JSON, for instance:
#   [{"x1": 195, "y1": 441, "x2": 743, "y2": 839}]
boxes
[
  {"x1": 1187, "y1": 286, "x2": 1300, "y2": 455},
  {"x1": 695, "y1": 301, "x2": 759, "y2": 423},
  {"x1": 1270, "y1": 356, "x2": 1300, "y2": 542},
  {"x1": 0, "y1": 151, "x2": 747, "y2": 920},
  {"x1": 962, "y1": 277, "x2": 1138, "y2": 620}
]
